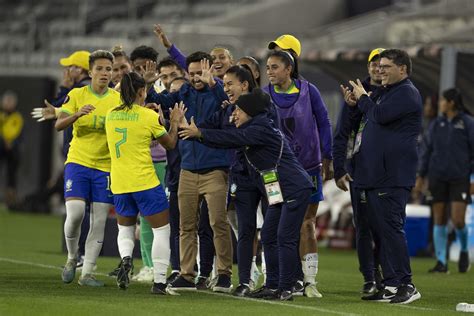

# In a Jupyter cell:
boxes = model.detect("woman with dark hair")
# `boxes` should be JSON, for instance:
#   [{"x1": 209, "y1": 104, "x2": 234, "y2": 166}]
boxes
[
  {"x1": 179, "y1": 88, "x2": 313, "y2": 301},
  {"x1": 264, "y1": 50, "x2": 332, "y2": 297},
  {"x1": 416, "y1": 88, "x2": 474, "y2": 274},
  {"x1": 237, "y1": 56, "x2": 261, "y2": 87},
  {"x1": 105, "y1": 72, "x2": 184, "y2": 294}
]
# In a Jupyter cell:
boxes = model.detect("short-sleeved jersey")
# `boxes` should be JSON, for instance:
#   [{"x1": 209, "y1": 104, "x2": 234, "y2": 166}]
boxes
[
  {"x1": 61, "y1": 85, "x2": 121, "y2": 172},
  {"x1": 105, "y1": 104, "x2": 167, "y2": 194}
]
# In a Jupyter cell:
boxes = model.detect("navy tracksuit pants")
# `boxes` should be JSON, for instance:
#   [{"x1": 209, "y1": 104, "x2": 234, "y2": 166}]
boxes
[
  {"x1": 363, "y1": 187, "x2": 412, "y2": 287},
  {"x1": 169, "y1": 190, "x2": 180, "y2": 271},
  {"x1": 350, "y1": 185, "x2": 380, "y2": 282},
  {"x1": 261, "y1": 189, "x2": 311, "y2": 291}
]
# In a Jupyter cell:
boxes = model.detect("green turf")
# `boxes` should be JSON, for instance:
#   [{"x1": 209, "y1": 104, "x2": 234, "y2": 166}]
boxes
[{"x1": 0, "y1": 208, "x2": 472, "y2": 315}]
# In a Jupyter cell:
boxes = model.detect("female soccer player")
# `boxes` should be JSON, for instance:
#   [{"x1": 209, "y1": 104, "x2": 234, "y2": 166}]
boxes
[
  {"x1": 417, "y1": 88, "x2": 474, "y2": 273},
  {"x1": 264, "y1": 50, "x2": 333, "y2": 297},
  {"x1": 55, "y1": 50, "x2": 121, "y2": 287},
  {"x1": 105, "y1": 72, "x2": 184, "y2": 294}
]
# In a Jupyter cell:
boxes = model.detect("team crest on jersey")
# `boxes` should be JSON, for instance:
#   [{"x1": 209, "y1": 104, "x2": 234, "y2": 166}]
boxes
[
  {"x1": 65, "y1": 179, "x2": 73, "y2": 192},
  {"x1": 454, "y1": 120, "x2": 465, "y2": 130}
]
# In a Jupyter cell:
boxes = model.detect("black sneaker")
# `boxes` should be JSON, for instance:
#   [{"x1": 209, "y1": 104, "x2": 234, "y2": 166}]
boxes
[
  {"x1": 428, "y1": 261, "x2": 449, "y2": 273},
  {"x1": 170, "y1": 275, "x2": 197, "y2": 291},
  {"x1": 279, "y1": 290, "x2": 294, "y2": 301},
  {"x1": 213, "y1": 274, "x2": 233, "y2": 293},
  {"x1": 390, "y1": 284, "x2": 421, "y2": 304},
  {"x1": 362, "y1": 281, "x2": 377, "y2": 294},
  {"x1": 117, "y1": 256, "x2": 133, "y2": 290},
  {"x1": 195, "y1": 276, "x2": 210, "y2": 290},
  {"x1": 292, "y1": 280, "x2": 304, "y2": 296},
  {"x1": 233, "y1": 284, "x2": 251, "y2": 297},
  {"x1": 362, "y1": 287, "x2": 397, "y2": 302},
  {"x1": 459, "y1": 251, "x2": 471, "y2": 273},
  {"x1": 248, "y1": 286, "x2": 278, "y2": 299},
  {"x1": 166, "y1": 271, "x2": 180, "y2": 284}
]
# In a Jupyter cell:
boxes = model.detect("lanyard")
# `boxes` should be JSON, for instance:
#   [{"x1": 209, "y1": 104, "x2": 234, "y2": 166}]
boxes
[{"x1": 244, "y1": 131, "x2": 284, "y2": 174}]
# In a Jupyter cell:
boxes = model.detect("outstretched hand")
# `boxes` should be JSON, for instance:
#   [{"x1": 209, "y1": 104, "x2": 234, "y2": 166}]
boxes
[
  {"x1": 195, "y1": 59, "x2": 216, "y2": 87},
  {"x1": 31, "y1": 99, "x2": 57, "y2": 122},
  {"x1": 153, "y1": 24, "x2": 172, "y2": 49},
  {"x1": 143, "y1": 60, "x2": 160, "y2": 84},
  {"x1": 178, "y1": 116, "x2": 201, "y2": 140},
  {"x1": 170, "y1": 101, "x2": 186, "y2": 125}
]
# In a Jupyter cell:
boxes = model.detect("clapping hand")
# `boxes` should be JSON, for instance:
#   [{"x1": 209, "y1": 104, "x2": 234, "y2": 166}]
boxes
[
  {"x1": 348, "y1": 79, "x2": 368, "y2": 100},
  {"x1": 340, "y1": 85, "x2": 357, "y2": 107}
]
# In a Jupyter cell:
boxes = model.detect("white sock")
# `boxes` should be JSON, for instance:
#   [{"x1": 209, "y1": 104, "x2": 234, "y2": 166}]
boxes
[
  {"x1": 64, "y1": 200, "x2": 86, "y2": 260},
  {"x1": 117, "y1": 224, "x2": 136, "y2": 258},
  {"x1": 261, "y1": 250, "x2": 266, "y2": 284},
  {"x1": 211, "y1": 256, "x2": 218, "y2": 279},
  {"x1": 250, "y1": 256, "x2": 259, "y2": 282},
  {"x1": 302, "y1": 253, "x2": 318, "y2": 284},
  {"x1": 152, "y1": 224, "x2": 170, "y2": 284},
  {"x1": 82, "y1": 202, "x2": 109, "y2": 276}
]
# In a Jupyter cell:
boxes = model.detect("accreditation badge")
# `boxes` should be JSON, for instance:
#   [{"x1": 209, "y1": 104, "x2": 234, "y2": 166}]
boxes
[
  {"x1": 352, "y1": 121, "x2": 366, "y2": 155},
  {"x1": 261, "y1": 169, "x2": 284, "y2": 205}
]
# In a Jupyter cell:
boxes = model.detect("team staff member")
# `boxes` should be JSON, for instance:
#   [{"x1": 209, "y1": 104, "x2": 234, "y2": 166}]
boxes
[
  {"x1": 105, "y1": 72, "x2": 184, "y2": 294},
  {"x1": 335, "y1": 48, "x2": 385, "y2": 294},
  {"x1": 179, "y1": 89, "x2": 313, "y2": 301},
  {"x1": 55, "y1": 50, "x2": 121, "y2": 287},
  {"x1": 264, "y1": 50, "x2": 332, "y2": 298},
  {"x1": 348, "y1": 49, "x2": 422, "y2": 304},
  {"x1": 416, "y1": 88, "x2": 474, "y2": 273}
]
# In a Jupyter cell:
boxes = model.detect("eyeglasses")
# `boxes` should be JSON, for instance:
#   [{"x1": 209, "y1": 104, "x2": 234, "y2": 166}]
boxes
[{"x1": 378, "y1": 64, "x2": 394, "y2": 70}]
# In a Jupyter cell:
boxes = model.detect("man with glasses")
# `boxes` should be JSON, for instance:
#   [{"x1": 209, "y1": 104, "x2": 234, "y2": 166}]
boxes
[{"x1": 344, "y1": 49, "x2": 422, "y2": 305}]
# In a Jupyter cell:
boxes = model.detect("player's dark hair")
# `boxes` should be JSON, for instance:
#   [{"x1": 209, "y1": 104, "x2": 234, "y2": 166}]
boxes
[
  {"x1": 186, "y1": 51, "x2": 213, "y2": 69},
  {"x1": 267, "y1": 50, "x2": 299, "y2": 79},
  {"x1": 116, "y1": 72, "x2": 146, "y2": 111},
  {"x1": 443, "y1": 88, "x2": 469, "y2": 114},
  {"x1": 157, "y1": 57, "x2": 185, "y2": 74},
  {"x1": 89, "y1": 50, "x2": 114, "y2": 69},
  {"x1": 225, "y1": 65, "x2": 257, "y2": 93},
  {"x1": 238, "y1": 56, "x2": 261, "y2": 86},
  {"x1": 130, "y1": 45, "x2": 159, "y2": 63}
]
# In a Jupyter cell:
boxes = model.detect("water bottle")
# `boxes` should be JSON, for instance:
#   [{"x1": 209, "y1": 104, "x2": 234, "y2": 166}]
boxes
[{"x1": 456, "y1": 303, "x2": 474, "y2": 313}]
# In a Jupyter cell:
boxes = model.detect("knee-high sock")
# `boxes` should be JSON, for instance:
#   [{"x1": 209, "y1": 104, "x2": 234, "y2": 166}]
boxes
[
  {"x1": 456, "y1": 226, "x2": 468, "y2": 252},
  {"x1": 117, "y1": 224, "x2": 136, "y2": 259},
  {"x1": 261, "y1": 249, "x2": 267, "y2": 284},
  {"x1": 140, "y1": 216, "x2": 154, "y2": 268},
  {"x1": 82, "y1": 202, "x2": 109, "y2": 276},
  {"x1": 152, "y1": 224, "x2": 171, "y2": 284},
  {"x1": 64, "y1": 200, "x2": 86, "y2": 260},
  {"x1": 302, "y1": 253, "x2": 318, "y2": 284},
  {"x1": 434, "y1": 225, "x2": 448, "y2": 265}
]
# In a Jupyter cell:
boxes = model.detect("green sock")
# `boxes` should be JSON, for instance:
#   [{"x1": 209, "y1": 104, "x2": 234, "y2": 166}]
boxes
[{"x1": 140, "y1": 216, "x2": 154, "y2": 268}]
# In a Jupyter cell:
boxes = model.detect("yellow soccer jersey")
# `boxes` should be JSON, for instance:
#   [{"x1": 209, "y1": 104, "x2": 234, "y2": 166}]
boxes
[
  {"x1": 61, "y1": 85, "x2": 121, "y2": 172},
  {"x1": 105, "y1": 104, "x2": 167, "y2": 194}
]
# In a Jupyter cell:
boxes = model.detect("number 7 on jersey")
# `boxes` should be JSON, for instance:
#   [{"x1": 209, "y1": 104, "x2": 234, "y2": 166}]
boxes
[{"x1": 115, "y1": 128, "x2": 127, "y2": 158}]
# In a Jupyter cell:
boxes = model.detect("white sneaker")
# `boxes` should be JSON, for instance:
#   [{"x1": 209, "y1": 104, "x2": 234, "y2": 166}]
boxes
[
  {"x1": 304, "y1": 282, "x2": 323, "y2": 298},
  {"x1": 132, "y1": 266, "x2": 154, "y2": 283}
]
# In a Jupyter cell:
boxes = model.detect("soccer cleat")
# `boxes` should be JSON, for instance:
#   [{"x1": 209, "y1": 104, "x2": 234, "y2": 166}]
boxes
[
  {"x1": 362, "y1": 287, "x2": 397, "y2": 302},
  {"x1": 62, "y1": 259, "x2": 77, "y2": 283},
  {"x1": 108, "y1": 260, "x2": 122, "y2": 277},
  {"x1": 195, "y1": 276, "x2": 210, "y2": 290},
  {"x1": 78, "y1": 274, "x2": 104, "y2": 287},
  {"x1": 292, "y1": 280, "x2": 304, "y2": 296},
  {"x1": 117, "y1": 256, "x2": 133, "y2": 290},
  {"x1": 248, "y1": 286, "x2": 278, "y2": 299},
  {"x1": 279, "y1": 290, "x2": 294, "y2": 301},
  {"x1": 133, "y1": 266, "x2": 153, "y2": 283},
  {"x1": 362, "y1": 281, "x2": 377, "y2": 294},
  {"x1": 212, "y1": 274, "x2": 233, "y2": 293},
  {"x1": 166, "y1": 271, "x2": 180, "y2": 284},
  {"x1": 233, "y1": 284, "x2": 251, "y2": 297},
  {"x1": 151, "y1": 282, "x2": 180, "y2": 295},
  {"x1": 428, "y1": 261, "x2": 449, "y2": 273},
  {"x1": 169, "y1": 275, "x2": 197, "y2": 291},
  {"x1": 390, "y1": 284, "x2": 421, "y2": 304},
  {"x1": 459, "y1": 251, "x2": 471, "y2": 273},
  {"x1": 304, "y1": 282, "x2": 323, "y2": 298}
]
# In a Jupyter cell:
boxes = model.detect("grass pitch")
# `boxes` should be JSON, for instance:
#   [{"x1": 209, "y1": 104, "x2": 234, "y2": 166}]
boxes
[{"x1": 0, "y1": 208, "x2": 472, "y2": 315}]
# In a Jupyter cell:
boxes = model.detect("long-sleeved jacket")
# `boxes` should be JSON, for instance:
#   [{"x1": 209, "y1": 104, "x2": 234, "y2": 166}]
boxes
[
  {"x1": 147, "y1": 81, "x2": 231, "y2": 171},
  {"x1": 352, "y1": 78, "x2": 422, "y2": 189},
  {"x1": 418, "y1": 112, "x2": 474, "y2": 180},
  {"x1": 199, "y1": 114, "x2": 313, "y2": 199}
]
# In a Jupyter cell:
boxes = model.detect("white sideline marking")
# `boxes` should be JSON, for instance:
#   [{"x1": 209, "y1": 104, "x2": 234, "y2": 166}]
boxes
[{"x1": 0, "y1": 257, "x2": 446, "y2": 314}]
